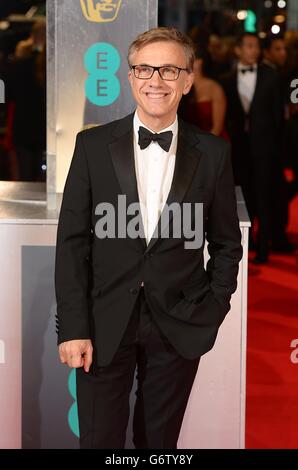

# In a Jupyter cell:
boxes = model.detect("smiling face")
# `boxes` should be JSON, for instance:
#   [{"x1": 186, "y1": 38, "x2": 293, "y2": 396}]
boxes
[{"x1": 128, "y1": 41, "x2": 194, "y2": 131}]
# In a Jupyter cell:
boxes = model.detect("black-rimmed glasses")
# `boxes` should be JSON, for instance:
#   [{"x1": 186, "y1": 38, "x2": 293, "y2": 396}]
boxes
[{"x1": 130, "y1": 64, "x2": 190, "y2": 81}]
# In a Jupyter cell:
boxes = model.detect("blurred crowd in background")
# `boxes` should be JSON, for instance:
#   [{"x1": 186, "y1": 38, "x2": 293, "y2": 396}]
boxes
[
  {"x1": 0, "y1": 0, "x2": 46, "y2": 182},
  {"x1": 0, "y1": 0, "x2": 297, "y2": 263},
  {"x1": 179, "y1": 28, "x2": 298, "y2": 263}
]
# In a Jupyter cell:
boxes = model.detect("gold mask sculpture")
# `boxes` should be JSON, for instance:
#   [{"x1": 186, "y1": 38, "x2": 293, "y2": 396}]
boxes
[{"x1": 80, "y1": 0, "x2": 122, "y2": 23}]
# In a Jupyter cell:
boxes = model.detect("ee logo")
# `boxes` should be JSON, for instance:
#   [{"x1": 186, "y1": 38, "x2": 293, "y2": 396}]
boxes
[
  {"x1": 68, "y1": 369, "x2": 80, "y2": 438},
  {"x1": 85, "y1": 42, "x2": 121, "y2": 106}
]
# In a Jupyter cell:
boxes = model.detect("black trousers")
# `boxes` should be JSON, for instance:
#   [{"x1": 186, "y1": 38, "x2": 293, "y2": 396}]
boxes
[
  {"x1": 76, "y1": 288, "x2": 200, "y2": 449},
  {"x1": 233, "y1": 135, "x2": 273, "y2": 259}
]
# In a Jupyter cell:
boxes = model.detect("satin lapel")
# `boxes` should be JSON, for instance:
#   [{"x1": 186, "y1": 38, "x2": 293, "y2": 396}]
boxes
[
  {"x1": 145, "y1": 120, "x2": 202, "y2": 253},
  {"x1": 233, "y1": 71, "x2": 246, "y2": 115},
  {"x1": 249, "y1": 65, "x2": 262, "y2": 113},
  {"x1": 108, "y1": 114, "x2": 146, "y2": 251}
]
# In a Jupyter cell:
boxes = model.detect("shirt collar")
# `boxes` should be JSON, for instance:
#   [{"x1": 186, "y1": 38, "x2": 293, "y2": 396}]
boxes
[
  {"x1": 237, "y1": 62, "x2": 257, "y2": 72},
  {"x1": 133, "y1": 110, "x2": 178, "y2": 144},
  {"x1": 263, "y1": 59, "x2": 277, "y2": 69}
]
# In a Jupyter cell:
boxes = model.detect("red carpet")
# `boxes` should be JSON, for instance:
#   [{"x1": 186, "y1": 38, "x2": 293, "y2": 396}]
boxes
[{"x1": 246, "y1": 195, "x2": 298, "y2": 448}]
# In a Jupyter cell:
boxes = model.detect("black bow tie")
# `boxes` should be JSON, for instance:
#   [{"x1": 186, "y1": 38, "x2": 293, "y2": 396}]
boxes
[
  {"x1": 240, "y1": 66, "x2": 255, "y2": 74},
  {"x1": 138, "y1": 126, "x2": 173, "y2": 152}
]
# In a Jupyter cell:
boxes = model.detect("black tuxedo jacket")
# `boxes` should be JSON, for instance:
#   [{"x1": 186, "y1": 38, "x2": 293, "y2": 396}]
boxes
[
  {"x1": 222, "y1": 64, "x2": 283, "y2": 182},
  {"x1": 55, "y1": 112, "x2": 243, "y2": 366}
]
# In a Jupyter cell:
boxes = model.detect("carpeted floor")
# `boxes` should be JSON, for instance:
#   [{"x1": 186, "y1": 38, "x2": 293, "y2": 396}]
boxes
[{"x1": 246, "y1": 195, "x2": 298, "y2": 448}]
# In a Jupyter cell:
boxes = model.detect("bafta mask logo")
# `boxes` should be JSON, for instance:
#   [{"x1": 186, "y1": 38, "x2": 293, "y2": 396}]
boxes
[{"x1": 80, "y1": 0, "x2": 122, "y2": 23}]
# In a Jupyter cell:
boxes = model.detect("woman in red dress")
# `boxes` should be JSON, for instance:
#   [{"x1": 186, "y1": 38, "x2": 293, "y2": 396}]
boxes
[{"x1": 179, "y1": 45, "x2": 229, "y2": 140}]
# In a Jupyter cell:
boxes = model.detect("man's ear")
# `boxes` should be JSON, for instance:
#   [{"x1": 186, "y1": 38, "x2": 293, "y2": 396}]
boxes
[
  {"x1": 235, "y1": 46, "x2": 241, "y2": 59},
  {"x1": 183, "y1": 71, "x2": 194, "y2": 95},
  {"x1": 128, "y1": 69, "x2": 132, "y2": 85}
]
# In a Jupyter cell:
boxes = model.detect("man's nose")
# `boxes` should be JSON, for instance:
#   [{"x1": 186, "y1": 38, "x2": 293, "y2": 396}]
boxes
[{"x1": 149, "y1": 69, "x2": 164, "y2": 86}]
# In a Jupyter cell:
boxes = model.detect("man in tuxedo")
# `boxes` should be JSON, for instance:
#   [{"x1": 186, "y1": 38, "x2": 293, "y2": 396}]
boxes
[
  {"x1": 222, "y1": 33, "x2": 283, "y2": 263},
  {"x1": 262, "y1": 34, "x2": 293, "y2": 253},
  {"x1": 263, "y1": 34, "x2": 287, "y2": 70},
  {"x1": 55, "y1": 27, "x2": 242, "y2": 449}
]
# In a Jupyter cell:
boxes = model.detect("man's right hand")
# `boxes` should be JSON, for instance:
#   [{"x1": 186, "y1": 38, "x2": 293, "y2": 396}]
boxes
[{"x1": 58, "y1": 339, "x2": 93, "y2": 372}]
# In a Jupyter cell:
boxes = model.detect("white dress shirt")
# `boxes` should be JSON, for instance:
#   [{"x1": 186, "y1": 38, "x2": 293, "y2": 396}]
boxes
[
  {"x1": 133, "y1": 110, "x2": 178, "y2": 245},
  {"x1": 237, "y1": 62, "x2": 257, "y2": 114}
]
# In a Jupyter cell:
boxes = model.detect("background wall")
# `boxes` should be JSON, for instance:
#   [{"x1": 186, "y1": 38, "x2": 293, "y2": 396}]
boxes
[{"x1": 47, "y1": 0, "x2": 158, "y2": 199}]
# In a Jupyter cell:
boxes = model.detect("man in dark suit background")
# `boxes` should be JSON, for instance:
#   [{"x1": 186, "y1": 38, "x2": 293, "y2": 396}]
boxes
[
  {"x1": 263, "y1": 34, "x2": 287, "y2": 71},
  {"x1": 262, "y1": 34, "x2": 293, "y2": 254},
  {"x1": 222, "y1": 33, "x2": 283, "y2": 263},
  {"x1": 55, "y1": 27, "x2": 242, "y2": 449}
]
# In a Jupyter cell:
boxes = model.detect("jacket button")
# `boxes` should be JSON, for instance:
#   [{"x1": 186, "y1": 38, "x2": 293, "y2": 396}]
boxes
[{"x1": 130, "y1": 288, "x2": 138, "y2": 295}]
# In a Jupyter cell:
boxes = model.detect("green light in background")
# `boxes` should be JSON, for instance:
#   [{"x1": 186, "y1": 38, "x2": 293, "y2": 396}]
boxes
[{"x1": 244, "y1": 10, "x2": 257, "y2": 32}]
